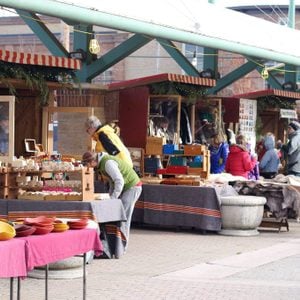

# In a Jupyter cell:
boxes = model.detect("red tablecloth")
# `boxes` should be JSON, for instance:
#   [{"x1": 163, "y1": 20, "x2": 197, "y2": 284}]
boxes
[
  {"x1": 0, "y1": 239, "x2": 27, "y2": 278},
  {"x1": 18, "y1": 229, "x2": 103, "y2": 271}
]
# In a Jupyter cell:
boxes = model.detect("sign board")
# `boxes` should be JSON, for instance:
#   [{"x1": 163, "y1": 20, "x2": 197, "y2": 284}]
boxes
[
  {"x1": 280, "y1": 109, "x2": 297, "y2": 119},
  {"x1": 239, "y1": 98, "x2": 257, "y2": 154}
]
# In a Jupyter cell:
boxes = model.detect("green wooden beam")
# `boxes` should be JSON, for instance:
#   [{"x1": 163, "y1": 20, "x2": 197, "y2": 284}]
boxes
[
  {"x1": 203, "y1": 47, "x2": 218, "y2": 73},
  {"x1": 157, "y1": 38, "x2": 200, "y2": 77},
  {"x1": 285, "y1": 0, "x2": 297, "y2": 85},
  {"x1": 16, "y1": 9, "x2": 68, "y2": 57},
  {"x1": 78, "y1": 34, "x2": 152, "y2": 82},
  {"x1": 207, "y1": 60, "x2": 259, "y2": 94},
  {"x1": 255, "y1": 65, "x2": 283, "y2": 89}
]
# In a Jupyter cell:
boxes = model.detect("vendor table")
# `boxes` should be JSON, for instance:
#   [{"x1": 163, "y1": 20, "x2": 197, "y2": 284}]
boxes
[
  {"x1": 133, "y1": 184, "x2": 221, "y2": 231},
  {"x1": 0, "y1": 239, "x2": 27, "y2": 300},
  {"x1": 0, "y1": 198, "x2": 127, "y2": 259},
  {"x1": 0, "y1": 229, "x2": 102, "y2": 300}
]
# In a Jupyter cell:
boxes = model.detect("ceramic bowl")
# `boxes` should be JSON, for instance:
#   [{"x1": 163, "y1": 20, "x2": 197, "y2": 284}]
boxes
[
  {"x1": 67, "y1": 218, "x2": 88, "y2": 226},
  {"x1": 14, "y1": 224, "x2": 32, "y2": 231},
  {"x1": 24, "y1": 216, "x2": 55, "y2": 225},
  {"x1": 68, "y1": 224, "x2": 87, "y2": 230},
  {"x1": 16, "y1": 226, "x2": 36, "y2": 237},
  {"x1": 33, "y1": 225, "x2": 54, "y2": 235},
  {"x1": 0, "y1": 221, "x2": 16, "y2": 240},
  {"x1": 52, "y1": 224, "x2": 69, "y2": 232}
]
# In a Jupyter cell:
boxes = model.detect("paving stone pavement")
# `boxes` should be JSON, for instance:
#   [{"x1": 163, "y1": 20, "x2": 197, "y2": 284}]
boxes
[{"x1": 1, "y1": 221, "x2": 300, "y2": 300}]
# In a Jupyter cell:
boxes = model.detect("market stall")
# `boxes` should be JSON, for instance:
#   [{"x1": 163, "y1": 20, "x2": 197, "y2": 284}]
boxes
[
  {"x1": 0, "y1": 48, "x2": 81, "y2": 159},
  {"x1": 228, "y1": 89, "x2": 300, "y2": 143}
]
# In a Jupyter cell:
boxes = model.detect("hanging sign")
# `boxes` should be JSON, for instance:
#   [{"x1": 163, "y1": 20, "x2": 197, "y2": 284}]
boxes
[{"x1": 280, "y1": 109, "x2": 297, "y2": 119}]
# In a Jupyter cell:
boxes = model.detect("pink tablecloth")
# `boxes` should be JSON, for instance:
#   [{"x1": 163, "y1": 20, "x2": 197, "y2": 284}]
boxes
[
  {"x1": 0, "y1": 239, "x2": 27, "y2": 278},
  {"x1": 19, "y1": 229, "x2": 103, "y2": 271}
]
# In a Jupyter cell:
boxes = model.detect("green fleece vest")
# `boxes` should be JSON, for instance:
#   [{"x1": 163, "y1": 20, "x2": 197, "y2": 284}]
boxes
[{"x1": 98, "y1": 155, "x2": 139, "y2": 191}]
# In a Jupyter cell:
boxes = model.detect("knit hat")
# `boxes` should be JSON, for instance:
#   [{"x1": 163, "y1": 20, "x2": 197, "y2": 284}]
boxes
[
  {"x1": 81, "y1": 151, "x2": 96, "y2": 165},
  {"x1": 288, "y1": 121, "x2": 300, "y2": 131}
]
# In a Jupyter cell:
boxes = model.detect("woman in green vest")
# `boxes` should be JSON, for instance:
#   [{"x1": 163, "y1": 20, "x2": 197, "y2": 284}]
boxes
[{"x1": 82, "y1": 151, "x2": 142, "y2": 250}]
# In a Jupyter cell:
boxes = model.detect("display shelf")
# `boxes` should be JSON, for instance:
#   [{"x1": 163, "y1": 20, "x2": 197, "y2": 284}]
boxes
[
  {"x1": 157, "y1": 145, "x2": 210, "y2": 179},
  {"x1": 0, "y1": 167, "x2": 94, "y2": 201}
]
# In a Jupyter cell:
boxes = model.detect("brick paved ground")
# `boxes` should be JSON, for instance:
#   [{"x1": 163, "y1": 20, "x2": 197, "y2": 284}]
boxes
[{"x1": 1, "y1": 221, "x2": 299, "y2": 300}]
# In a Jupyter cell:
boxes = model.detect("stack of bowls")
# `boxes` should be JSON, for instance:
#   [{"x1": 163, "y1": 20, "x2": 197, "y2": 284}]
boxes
[
  {"x1": 67, "y1": 218, "x2": 88, "y2": 230},
  {"x1": 0, "y1": 221, "x2": 16, "y2": 240},
  {"x1": 14, "y1": 224, "x2": 36, "y2": 237},
  {"x1": 53, "y1": 220, "x2": 69, "y2": 232},
  {"x1": 24, "y1": 216, "x2": 55, "y2": 235}
]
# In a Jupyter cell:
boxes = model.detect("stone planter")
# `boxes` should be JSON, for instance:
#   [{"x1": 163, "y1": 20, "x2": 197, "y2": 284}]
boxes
[{"x1": 219, "y1": 195, "x2": 266, "y2": 236}]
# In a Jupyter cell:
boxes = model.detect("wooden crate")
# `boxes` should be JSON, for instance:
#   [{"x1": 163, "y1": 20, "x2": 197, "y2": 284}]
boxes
[
  {"x1": 184, "y1": 145, "x2": 206, "y2": 155},
  {"x1": 145, "y1": 136, "x2": 163, "y2": 155}
]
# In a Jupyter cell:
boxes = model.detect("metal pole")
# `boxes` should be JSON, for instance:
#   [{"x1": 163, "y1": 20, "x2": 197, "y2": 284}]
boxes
[
  {"x1": 17, "y1": 278, "x2": 21, "y2": 300},
  {"x1": 45, "y1": 264, "x2": 49, "y2": 300},
  {"x1": 83, "y1": 253, "x2": 87, "y2": 300},
  {"x1": 10, "y1": 278, "x2": 14, "y2": 300}
]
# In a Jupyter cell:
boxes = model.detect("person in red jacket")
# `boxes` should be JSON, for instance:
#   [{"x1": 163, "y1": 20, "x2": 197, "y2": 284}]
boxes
[{"x1": 225, "y1": 134, "x2": 257, "y2": 179}]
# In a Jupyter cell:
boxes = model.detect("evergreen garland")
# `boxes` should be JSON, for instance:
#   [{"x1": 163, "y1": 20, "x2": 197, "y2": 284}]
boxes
[
  {"x1": 257, "y1": 95, "x2": 296, "y2": 112},
  {"x1": 0, "y1": 61, "x2": 77, "y2": 106},
  {"x1": 150, "y1": 82, "x2": 208, "y2": 104}
]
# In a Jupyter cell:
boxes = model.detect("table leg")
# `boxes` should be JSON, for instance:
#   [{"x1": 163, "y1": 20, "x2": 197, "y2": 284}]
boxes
[
  {"x1": 17, "y1": 277, "x2": 21, "y2": 300},
  {"x1": 45, "y1": 264, "x2": 49, "y2": 300},
  {"x1": 9, "y1": 277, "x2": 13, "y2": 300},
  {"x1": 83, "y1": 253, "x2": 86, "y2": 300}
]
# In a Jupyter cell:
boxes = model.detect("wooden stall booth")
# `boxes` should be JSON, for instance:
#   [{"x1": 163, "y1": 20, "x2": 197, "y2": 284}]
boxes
[
  {"x1": 0, "y1": 48, "x2": 81, "y2": 160},
  {"x1": 232, "y1": 89, "x2": 300, "y2": 143},
  {"x1": 107, "y1": 73, "x2": 219, "y2": 179}
]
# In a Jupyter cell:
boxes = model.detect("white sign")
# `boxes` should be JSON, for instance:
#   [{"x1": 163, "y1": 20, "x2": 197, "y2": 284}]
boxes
[{"x1": 280, "y1": 109, "x2": 297, "y2": 119}]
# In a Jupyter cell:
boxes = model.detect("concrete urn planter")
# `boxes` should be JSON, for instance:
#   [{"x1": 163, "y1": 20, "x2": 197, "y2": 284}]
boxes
[{"x1": 219, "y1": 195, "x2": 266, "y2": 236}]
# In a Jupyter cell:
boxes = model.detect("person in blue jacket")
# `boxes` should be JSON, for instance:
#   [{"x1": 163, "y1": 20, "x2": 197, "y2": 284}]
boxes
[
  {"x1": 208, "y1": 133, "x2": 229, "y2": 174},
  {"x1": 259, "y1": 132, "x2": 280, "y2": 179}
]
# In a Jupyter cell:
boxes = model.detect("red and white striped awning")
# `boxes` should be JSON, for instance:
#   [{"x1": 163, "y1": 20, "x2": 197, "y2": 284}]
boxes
[
  {"x1": 0, "y1": 49, "x2": 81, "y2": 70},
  {"x1": 108, "y1": 73, "x2": 216, "y2": 90},
  {"x1": 234, "y1": 89, "x2": 300, "y2": 100}
]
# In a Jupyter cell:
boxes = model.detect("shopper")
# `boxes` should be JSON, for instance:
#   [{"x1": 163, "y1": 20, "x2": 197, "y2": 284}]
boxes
[
  {"x1": 208, "y1": 133, "x2": 229, "y2": 174},
  {"x1": 81, "y1": 151, "x2": 142, "y2": 249},
  {"x1": 225, "y1": 134, "x2": 257, "y2": 179},
  {"x1": 85, "y1": 116, "x2": 133, "y2": 167},
  {"x1": 282, "y1": 121, "x2": 300, "y2": 176},
  {"x1": 259, "y1": 132, "x2": 280, "y2": 179}
]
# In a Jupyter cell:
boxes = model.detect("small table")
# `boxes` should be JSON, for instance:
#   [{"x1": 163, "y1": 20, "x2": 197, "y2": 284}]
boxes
[
  {"x1": 0, "y1": 229, "x2": 103, "y2": 300},
  {"x1": 0, "y1": 239, "x2": 27, "y2": 300}
]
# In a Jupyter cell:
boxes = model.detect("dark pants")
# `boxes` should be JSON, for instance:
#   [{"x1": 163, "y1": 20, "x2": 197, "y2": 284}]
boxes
[{"x1": 260, "y1": 172, "x2": 277, "y2": 179}]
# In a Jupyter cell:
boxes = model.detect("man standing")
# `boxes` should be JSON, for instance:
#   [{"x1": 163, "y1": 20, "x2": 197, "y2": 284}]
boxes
[
  {"x1": 81, "y1": 151, "x2": 142, "y2": 251},
  {"x1": 283, "y1": 120, "x2": 300, "y2": 176},
  {"x1": 85, "y1": 116, "x2": 133, "y2": 167}
]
